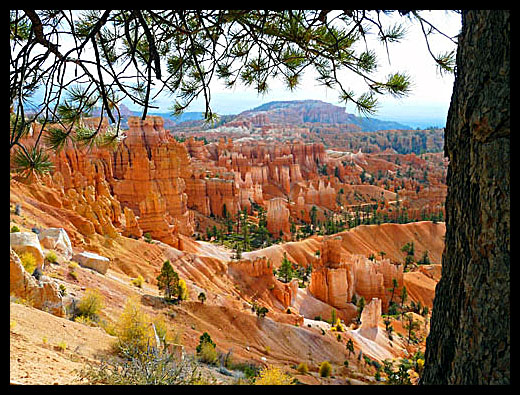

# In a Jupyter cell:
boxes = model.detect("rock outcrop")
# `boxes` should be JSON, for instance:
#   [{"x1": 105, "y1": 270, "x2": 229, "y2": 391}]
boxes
[
  {"x1": 10, "y1": 232, "x2": 45, "y2": 269},
  {"x1": 308, "y1": 236, "x2": 403, "y2": 315},
  {"x1": 111, "y1": 116, "x2": 194, "y2": 241},
  {"x1": 10, "y1": 248, "x2": 65, "y2": 317},
  {"x1": 72, "y1": 251, "x2": 110, "y2": 275},
  {"x1": 31, "y1": 115, "x2": 199, "y2": 248},
  {"x1": 227, "y1": 256, "x2": 273, "y2": 278},
  {"x1": 266, "y1": 198, "x2": 290, "y2": 238},
  {"x1": 38, "y1": 228, "x2": 73, "y2": 261},
  {"x1": 121, "y1": 206, "x2": 143, "y2": 239},
  {"x1": 359, "y1": 298, "x2": 382, "y2": 340},
  {"x1": 272, "y1": 278, "x2": 299, "y2": 308}
]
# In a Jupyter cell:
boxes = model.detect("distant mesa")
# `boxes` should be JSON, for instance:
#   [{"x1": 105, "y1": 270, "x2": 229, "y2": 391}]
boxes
[
  {"x1": 91, "y1": 99, "x2": 411, "y2": 132},
  {"x1": 233, "y1": 99, "x2": 411, "y2": 131}
]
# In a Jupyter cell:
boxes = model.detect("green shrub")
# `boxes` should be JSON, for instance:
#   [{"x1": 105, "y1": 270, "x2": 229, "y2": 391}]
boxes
[
  {"x1": 319, "y1": 361, "x2": 332, "y2": 377},
  {"x1": 76, "y1": 288, "x2": 105, "y2": 321},
  {"x1": 56, "y1": 340, "x2": 67, "y2": 352},
  {"x1": 255, "y1": 306, "x2": 268, "y2": 318},
  {"x1": 10, "y1": 225, "x2": 20, "y2": 233},
  {"x1": 99, "y1": 319, "x2": 117, "y2": 337},
  {"x1": 45, "y1": 250, "x2": 58, "y2": 264},
  {"x1": 58, "y1": 284, "x2": 67, "y2": 297},
  {"x1": 296, "y1": 362, "x2": 308, "y2": 374},
  {"x1": 68, "y1": 261, "x2": 79, "y2": 280},
  {"x1": 254, "y1": 366, "x2": 295, "y2": 385},
  {"x1": 19, "y1": 251, "x2": 37, "y2": 274},
  {"x1": 131, "y1": 275, "x2": 144, "y2": 288},
  {"x1": 197, "y1": 341, "x2": 218, "y2": 365},
  {"x1": 196, "y1": 332, "x2": 216, "y2": 354},
  {"x1": 178, "y1": 279, "x2": 189, "y2": 300},
  {"x1": 228, "y1": 361, "x2": 261, "y2": 379},
  {"x1": 75, "y1": 315, "x2": 96, "y2": 326},
  {"x1": 114, "y1": 296, "x2": 155, "y2": 358}
]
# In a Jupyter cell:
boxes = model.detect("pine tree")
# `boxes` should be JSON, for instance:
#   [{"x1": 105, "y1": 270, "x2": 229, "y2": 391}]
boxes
[
  {"x1": 156, "y1": 260, "x2": 179, "y2": 301},
  {"x1": 404, "y1": 313, "x2": 420, "y2": 344},
  {"x1": 276, "y1": 253, "x2": 294, "y2": 283},
  {"x1": 196, "y1": 332, "x2": 216, "y2": 354},
  {"x1": 357, "y1": 296, "x2": 366, "y2": 322},
  {"x1": 346, "y1": 338, "x2": 355, "y2": 356},
  {"x1": 388, "y1": 278, "x2": 398, "y2": 306},
  {"x1": 400, "y1": 286, "x2": 408, "y2": 318}
]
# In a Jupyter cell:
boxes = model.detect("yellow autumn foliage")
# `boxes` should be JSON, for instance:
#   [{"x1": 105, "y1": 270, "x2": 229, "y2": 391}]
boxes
[{"x1": 254, "y1": 366, "x2": 295, "y2": 385}]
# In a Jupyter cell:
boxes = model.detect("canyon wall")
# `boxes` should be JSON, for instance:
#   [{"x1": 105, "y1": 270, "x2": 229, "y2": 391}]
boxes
[{"x1": 28, "y1": 116, "x2": 196, "y2": 248}]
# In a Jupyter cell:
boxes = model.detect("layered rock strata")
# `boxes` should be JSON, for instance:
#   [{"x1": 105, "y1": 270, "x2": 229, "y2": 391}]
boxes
[
  {"x1": 32, "y1": 116, "x2": 197, "y2": 248},
  {"x1": 266, "y1": 198, "x2": 290, "y2": 238},
  {"x1": 308, "y1": 237, "x2": 403, "y2": 314},
  {"x1": 111, "y1": 116, "x2": 194, "y2": 242}
]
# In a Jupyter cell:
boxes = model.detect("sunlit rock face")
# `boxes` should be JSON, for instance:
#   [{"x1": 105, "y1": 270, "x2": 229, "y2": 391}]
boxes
[
  {"x1": 266, "y1": 197, "x2": 290, "y2": 238},
  {"x1": 309, "y1": 236, "x2": 403, "y2": 314},
  {"x1": 10, "y1": 248, "x2": 66, "y2": 318},
  {"x1": 359, "y1": 297, "x2": 382, "y2": 340},
  {"x1": 111, "y1": 116, "x2": 194, "y2": 242},
  {"x1": 33, "y1": 116, "x2": 195, "y2": 247}
]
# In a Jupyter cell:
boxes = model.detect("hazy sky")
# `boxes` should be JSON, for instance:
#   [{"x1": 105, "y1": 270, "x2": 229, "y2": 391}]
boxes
[{"x1": 142, "y1": 10, "x2": 461, "y2": 127}]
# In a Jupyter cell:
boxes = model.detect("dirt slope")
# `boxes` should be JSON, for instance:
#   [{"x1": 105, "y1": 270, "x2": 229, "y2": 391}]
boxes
[
  {"x1": 244, "y1": 221, "x2": 445, "y2": 268},
  {"x1": 10, "y1": 302, "x2": 115, "y2": 385}
]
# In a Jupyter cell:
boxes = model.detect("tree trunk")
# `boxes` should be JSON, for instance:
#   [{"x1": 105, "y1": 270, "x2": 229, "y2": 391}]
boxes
[{"x1": 421, "y1": 10, "x2": 509, "y2": 384}]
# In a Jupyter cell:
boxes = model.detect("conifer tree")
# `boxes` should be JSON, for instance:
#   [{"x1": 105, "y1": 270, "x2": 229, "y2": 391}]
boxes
[
  {"x1": 156, "y1": 260, "x2": 179, "y2": 301},
  {"x1": 276, "y1": 252, "x2": 294, "y2": 283}
]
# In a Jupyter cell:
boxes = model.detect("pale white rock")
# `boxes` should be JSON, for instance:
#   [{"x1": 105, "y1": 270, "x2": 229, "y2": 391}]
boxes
[
  {"x1": 38, "y1": 228, "x2": 73, "y2": 260},
  {"x1": 10, "y1": 232, "x2": 45, "y2": 269},
  {"x1": 359, "y1": 298, "x2": 382, "y2": 340},
  {"x1": 72, "y1": 251, "x2": 110, "y2": 275}
]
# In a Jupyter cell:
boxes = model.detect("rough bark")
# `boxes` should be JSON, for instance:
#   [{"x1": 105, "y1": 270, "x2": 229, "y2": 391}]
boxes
[{"x1": 421, "y1": 10, "x2": 509, "y2": 384}]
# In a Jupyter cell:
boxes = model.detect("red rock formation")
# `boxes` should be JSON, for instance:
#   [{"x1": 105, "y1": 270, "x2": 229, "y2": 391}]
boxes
[
  {"x1": 272, "y1": 278, "x2": 299, "y2": 308},
  {"x1": 25, "y1": 116, "x2": 199, "y2": 247},
  {"x1": 228, "y1": 256, "x2": 273, "y2": 278},
  {"x1": 122, "y1": 206, "x2": 143, "y2": 239},
  {"x1": 184, "y1": 177, "x2": 212, "y2": 216},
  {"x1": 266, "y1": 198, "x2": 290, "y2": 238},
  {"x1": 308, "y1": 235, "x2": 404, "y2": 314},
  {"x1": 205, "y1": 178, "x2": 239, "y2": 218},
  {"x1": 185, "y1": 137, "x2": 210, "y2": 160},
  {"x1": 111, "y1": 116, "x2": 194, "y2": 241}
]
